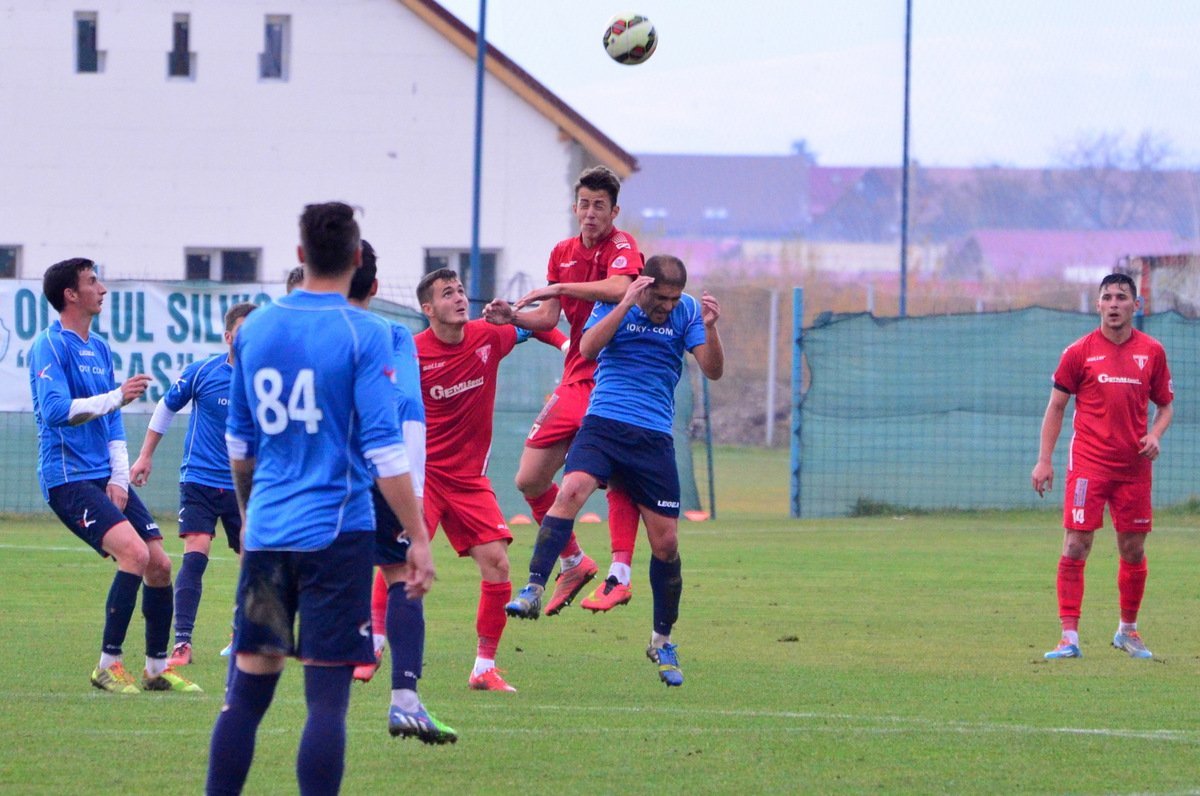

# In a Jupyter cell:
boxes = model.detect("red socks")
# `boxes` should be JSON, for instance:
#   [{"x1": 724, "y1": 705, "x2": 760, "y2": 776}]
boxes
[
  {"x1": 607, "y1": 487, "x2": 638, "y2": 564},
  {"x1": 476, "y1": 580, "x2": 511, "y2": 659},
  {"x1": 1117, "y1": 557, "x2": 1148, "y2": 624},
  {"x1": 1056, "y1": 556, "x2": 1085, "y2": 632},
  {"x1": 370, "y1": 568, "x2": 388, "y2": 637}
]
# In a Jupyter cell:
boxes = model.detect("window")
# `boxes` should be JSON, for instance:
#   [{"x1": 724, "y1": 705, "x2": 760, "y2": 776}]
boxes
[
  {"x1": 75, "y1": 12, "x2": 104, "y2": 73},
  {"x1": 259, "y1": 15, "x2": 290, "y2": 80},
  {"x1": 703, "y1": 207, "x2": 729, "y2": 220},
  {"x1": 186, "y1": 249, "x2": 261, "y2": 282},
  {"x1": 0, "y1": 246, "x2": 20, "y2": 278},
  {"x1": 424, "y1": 249, "x2": 497, "y2": 315},
  {"x1": 167, "y1": 14, "x2": 194, "y2": 79}
]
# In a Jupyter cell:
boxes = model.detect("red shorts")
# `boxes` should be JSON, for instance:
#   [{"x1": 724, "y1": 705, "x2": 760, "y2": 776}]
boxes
[
  {"x1": 423, "y1": 477, "x2": 512, "y2": 556},
  {"x1": 1063, "y1": 473, "x2": 1152, "y2": 533},
  {"x1": 525, "y1": 380, "x2": 592, "y2": 449}
]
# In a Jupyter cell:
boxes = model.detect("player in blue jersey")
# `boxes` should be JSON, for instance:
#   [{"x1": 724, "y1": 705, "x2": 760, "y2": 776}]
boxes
[
  {"x1": 345, "y1": 240, "x2": 456, "y2": 744},
  {"x1": 130, "y1": 302, "x2": 258, "y2": 666},
  {"x1": 506, "y1": 255, "x2": 724, "y2": 687},
  {"x1": 30, "y1": 258, "x2": 200, "y2": 694},
  {"x1": 205, "y1": 203, "x2": 435, "y2": 795}
]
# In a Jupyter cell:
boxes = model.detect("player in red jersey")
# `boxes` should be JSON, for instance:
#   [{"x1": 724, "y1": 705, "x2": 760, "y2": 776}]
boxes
[
  {"x1": 1033, "y1": 273, "x2": 1174, "y2": 660},
  {"x1": 415, "y1": 268, "x2": 526, "y2": 692},
  {"x1": 484, "y1": 165, "x2": 645, "y2": 616}
]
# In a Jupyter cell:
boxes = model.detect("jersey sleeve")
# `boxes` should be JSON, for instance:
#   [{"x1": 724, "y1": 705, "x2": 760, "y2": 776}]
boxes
[
  {"x1": 583, "y1": 300, "x2": 618, "y2": 331},
  {"x1": 163, "y1": 357, "x2": 203, "y2": 412},
  {"x1": 102, "y1": 345, "x2": 125, "y2": 443},
  {"x1": 225, "y1": 336, "x2": 257, "y2": 458},
  {"x1": 356, "y1": 319, "x2": 405, "y2": 457},
  {"x1": 682, "y1": 295, "x2": 708, "y2": 351},
  {"x1": 1051, "y1": 343, "x2": 1082, "y2": 393},
  {"x1": 1150, "y1": 343, "x2": 1174, "y2": 406},
  {"x1": 391, "y1": 324, "x2": 424, "y2": 425},
  {"x1": 28, "y1": 335, "x2": 73, "y2": 428},
  {"x1": 494, "y1": 321, "x2": 519, "y2": 359},
  {"x1": 605, "y1": 232, "x2": 644, "y2": 277}
]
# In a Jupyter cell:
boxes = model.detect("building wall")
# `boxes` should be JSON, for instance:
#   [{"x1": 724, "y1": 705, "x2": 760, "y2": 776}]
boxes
[{"x1": 0, "y1": 0, "x2": 580, "y2": 299}]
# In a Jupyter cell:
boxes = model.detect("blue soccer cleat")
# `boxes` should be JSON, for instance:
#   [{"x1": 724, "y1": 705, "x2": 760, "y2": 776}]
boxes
[
  {"x1": 388, "y1": 704, "x2": 458, "y2": 745},
  {"x1": 647, "y1": 642, "x2": 684, "y2": 686},
  {"x1": 1044, "y1": 639, "x2": 1082, "y2": 659},
  {"x1": 505, "y1": 584, "x2": 543, "y2": 620},
  {"x1": 1113, "y1": 630, "x2": 1153, "y2": 659}
]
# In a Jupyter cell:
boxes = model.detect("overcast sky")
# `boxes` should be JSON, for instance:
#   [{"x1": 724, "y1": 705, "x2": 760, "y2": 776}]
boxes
[{"x1": 436, "y1": 1, "x2": 1200, "y2": 168}]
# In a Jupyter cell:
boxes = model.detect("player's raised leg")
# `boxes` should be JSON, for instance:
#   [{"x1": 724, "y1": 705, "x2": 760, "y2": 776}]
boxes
[{"x1": 642, "y1": 506, "x2": 684, "y2": 687}]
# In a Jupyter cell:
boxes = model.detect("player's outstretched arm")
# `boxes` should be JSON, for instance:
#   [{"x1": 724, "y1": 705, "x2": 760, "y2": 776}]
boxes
[
  {"x1": 580, "y1": 275, "x2": 651, "y2": 360},
  {"x1": 1032, "y1": 388, "x2": 1069, "y2": 496},
  {"x1": 485, "y1": 294, "x2": 562, "y2": 331},
  {"x1": 550, "y1": 273, "x2": 634, "y2": 305},
  {"x1": 691, "y1": 290, "x2": 725, "y2": 381}
]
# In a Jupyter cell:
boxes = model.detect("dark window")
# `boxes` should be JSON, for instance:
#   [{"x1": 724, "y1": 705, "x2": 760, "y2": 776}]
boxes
[
  {"x1": 259, "y1": 16, "x2": 289, "y2": 79},
  {"x1": 76, "y1": 13, "x2": 99, "y2": 73},
  {"x1": 221, "y1": 250, "x2": 258, "y2": 282},
  {"x1": 0, "y1": 246, "x2": 19, "y2": 278},
  {"x1": 186, "y1": 252, "x2": 211, "y2": 280},
  {"x1": 168, "y1": 14, "x2": 193, "y2": 78}
]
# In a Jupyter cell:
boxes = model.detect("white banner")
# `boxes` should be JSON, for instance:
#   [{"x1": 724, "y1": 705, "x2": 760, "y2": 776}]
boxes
[{"x1": 0, "y1": 280, "x2": 285, "y2": 412}]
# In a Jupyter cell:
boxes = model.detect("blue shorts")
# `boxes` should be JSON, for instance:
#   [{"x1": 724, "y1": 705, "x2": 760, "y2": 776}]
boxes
[
  {"x1": 371, "y1": 484, "x2": 411, "y2": 566},
  {"x1": 179, "y1": 482, "x2": 242, "y2": 553},
  {"x1": 231, "y1": 531, "x2": 375, "y2": 665},
  {"x1": 47, "y1": 478, "x2": 161, "y2": 557},
  {"x1": 564, "y1": 415, "x2": 681, "y2": 518}
]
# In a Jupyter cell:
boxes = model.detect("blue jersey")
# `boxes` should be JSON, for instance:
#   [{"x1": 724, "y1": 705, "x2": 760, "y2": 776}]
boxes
[
  {"x1": 164, "y1": 353, "x2": 235, "y2": 489},
  {"x1": 29, "y1": 321, "x2": 124, "y2": 498},
  {"x1": 390, "y1": 321, "x2": 425, "y2": 426},
  {"x1": 584, "y1": 293, "x2": 707, "y2": 435},
  {"x1": 226, "y1": 291, "x2": 403, "y2": 552}
]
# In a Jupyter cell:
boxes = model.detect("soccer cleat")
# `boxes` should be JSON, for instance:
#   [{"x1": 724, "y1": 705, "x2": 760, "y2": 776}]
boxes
[
  {"x1": 388, "y1": 704, "x2": 459, "y2": 745},
  {"x1": 1043, "y1": 639, "x2": 1082, "y2": 659},
  {"x1": 90, "y1": 662, "x2": 140, "y2": 694},
  {"x1": 1113, "y1": 630, "x2": 1153, "y2": 659},
  {"x1": 544, "y1": 555, "x2": 598, "y2": 615},
  {"x1": 646, "y1": 643, "x2": 684, "y2": 687},
  {"x1": 468, "y1": 667, "x2": 516, "y2": 692},
  {"x1": 168, "y1": 641, "x2": 192, "y2": 667},
  {"x1": 580, "y1": 576, "x2": 633, "y2": 613},
  {"x1": 219, "y1": 637, "x2": 233, "y2": 657},
  {"x1": 142, "y1": 666, "x2": 203, "y2": 692},
  {"x1": 353, "y1": 646, "x2": 385, "y2": 683},
  {"x1": 505, "y1": 584, "x2": 544, "y2": 620}
]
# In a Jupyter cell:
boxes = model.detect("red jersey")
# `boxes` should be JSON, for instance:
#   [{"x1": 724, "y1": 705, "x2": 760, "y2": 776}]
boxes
[
  {"x1": 416, "y1": 320, "x2": 517, "y2": 488},
  {"x1": 545, "y1": 226, "x2": 643, "y2": 385},
  {"x1": 1053, "y1": 328, "x2": 1173, "y2": 482}
]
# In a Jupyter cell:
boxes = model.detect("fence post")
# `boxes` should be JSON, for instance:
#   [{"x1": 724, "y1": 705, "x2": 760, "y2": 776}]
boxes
[
  {"x1": 765, "y1": 288, "x2": 779, "y2": 446},
  {"x1": 790, "y1": 287, "x2": 803, "y2": 518}
]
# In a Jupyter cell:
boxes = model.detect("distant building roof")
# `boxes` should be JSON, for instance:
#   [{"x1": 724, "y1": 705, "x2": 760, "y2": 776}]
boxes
[{"x1": 619, "y1": 153, "x2": 810, "y2": 238}]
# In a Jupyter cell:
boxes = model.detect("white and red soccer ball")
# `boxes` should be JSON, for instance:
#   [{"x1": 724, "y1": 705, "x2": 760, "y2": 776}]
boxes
[{"x1": 603, "y1": 13, "x2": 657, "y2": 65}]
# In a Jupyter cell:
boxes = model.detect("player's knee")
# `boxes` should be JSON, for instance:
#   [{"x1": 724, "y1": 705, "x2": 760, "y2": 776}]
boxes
[
  {"x1": 113, "y1": 542, "x2": 151, "y2": 575},
  {"x1": 145, "y1": 551, "x2": 173, "y2": 586}
]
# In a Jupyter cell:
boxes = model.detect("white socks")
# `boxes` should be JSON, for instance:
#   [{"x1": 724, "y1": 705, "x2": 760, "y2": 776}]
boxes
[
  {"x1": 391, "y1": 688, "x2": 421, "y2": 711},
  {"x1": 560, "y1": 552, "x2": 583, "y2": 570},
  {"x1": 145, "y1": 656, "x2": 167, "y2": 677},
  {"x1": 98, "y1": 652, "x2": 121, "y2": 671},
  {"x1": 472, "y1": 657, "x2": 496, "y2": 677},
  {"x1": 608, "y1": 563, "x2": 632, "y2": 585}
]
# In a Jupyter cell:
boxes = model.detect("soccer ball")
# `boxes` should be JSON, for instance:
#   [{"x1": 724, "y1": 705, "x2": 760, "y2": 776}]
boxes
[{"x1": 603, "y1": 13, "x2": 657, "y2": 65}]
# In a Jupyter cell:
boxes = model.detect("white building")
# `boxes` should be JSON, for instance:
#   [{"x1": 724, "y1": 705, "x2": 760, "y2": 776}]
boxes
[{"x1": 0, "y1": 0, "x2": 635, "y2": 305}]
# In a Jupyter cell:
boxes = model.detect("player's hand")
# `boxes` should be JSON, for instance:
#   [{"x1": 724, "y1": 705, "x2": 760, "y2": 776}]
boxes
[
  {"x1": 700, "y1": 290, "x2": 721, "y2": 327},
  {"x1": 106, "y1": 482, "x2": 129, "y2": 511},
  {"x1": 513, "y1": 284, "x2": 560, "y2": 310},
  {"x1": 483, "y1": 298, "x2": 515, "y2": 325},
  {"x1": 1138, "y1": 434, "x2": 1161, "y2": 460},
  {"x1": 119, "y1": 374, "x2": 153, "y2": 406},
  {"x1": 1031, "y1": 461, "x2": 1054, "y2": 497},
  {"x1": 402, "y1": 540, "x2": 436, "y2": 599},
  {"x1": 130, "y1": 455, "x2": 152, "y2": 487},
  {"x1": 622, "y1": 274, "x2": 655, "y2": 305}
]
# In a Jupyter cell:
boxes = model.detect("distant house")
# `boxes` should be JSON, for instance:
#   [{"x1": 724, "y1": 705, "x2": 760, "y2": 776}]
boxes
[
  {"x1": 943, "y1": 229, "x2": 1189, "y2": 282},
  {"x1": 0, "y1": 0, "x2": 633, "y2": 302}
]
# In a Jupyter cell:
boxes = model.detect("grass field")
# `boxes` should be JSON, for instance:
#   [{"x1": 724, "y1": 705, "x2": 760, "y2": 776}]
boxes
[{"x1": 2, "y1": 446, "x2": 1200, "y2": 794}]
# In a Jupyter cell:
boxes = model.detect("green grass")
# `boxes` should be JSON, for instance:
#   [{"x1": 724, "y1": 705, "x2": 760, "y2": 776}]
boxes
[{"x1": 2, "y1": 448, "x2": 1200, "y2": 793}]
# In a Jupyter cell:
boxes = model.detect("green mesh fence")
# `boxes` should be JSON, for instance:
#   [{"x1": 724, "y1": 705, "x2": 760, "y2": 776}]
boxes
[
  {"x1": 797, "y1": 308, "x2": 1199, "y2": 518},
  {"x1": 2, "y1": 311, "x2": 700, "y2": 521}
]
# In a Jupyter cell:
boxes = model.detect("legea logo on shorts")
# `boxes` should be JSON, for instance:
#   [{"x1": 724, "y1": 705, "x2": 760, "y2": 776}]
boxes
[{"x1": 656, "y1": 500, "x2": 680, "y2": 509}]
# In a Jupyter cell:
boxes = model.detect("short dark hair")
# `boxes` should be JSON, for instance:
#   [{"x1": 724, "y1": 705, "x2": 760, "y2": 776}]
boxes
[
  {"x1": 1099, "y1": 272, "x2": 1137, "y2": 298},
  {"x1": 417, "y1": 268, "x2": 458, "y2": 306},
  {"x1": 347, "y1": 239, "x2": 378, "y2": 302},
  {"x1": 285, "y1": 265, "x2": 305, "y2": 293},
  {"x1": 224, "y1": 301, "x2": 257, "y2": 332},
  {"x1": 643, "y1": 254, "x2": 687, "y2": 289},
  {"x1": 299, "y1": 202, "x2": 360, "y2": 278},
  {"x1": 575, "y1": 165, "x2": 621, "y2": 206},
  {"x1": 43, "y1": 258, "x2": 95, "y2": 312}
]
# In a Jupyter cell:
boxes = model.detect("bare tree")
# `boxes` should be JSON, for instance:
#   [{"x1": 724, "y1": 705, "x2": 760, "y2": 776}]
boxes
[{"x1": 1050, "y1": 130, "x2": 1175, "y2": 229}]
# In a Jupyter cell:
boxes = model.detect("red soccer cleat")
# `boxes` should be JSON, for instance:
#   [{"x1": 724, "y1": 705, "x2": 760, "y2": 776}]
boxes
[
  {"x1": 168, "y1": 641, "x2": 192, "y2": 667},
  {"x1": 468, "y1": 667, "x2": 516, "y2": 692},
  {"x1": 544, "y1": 555, "x2": 598, "y2": 615},
  {"x1": 580, "y1": 576, "x2": 633, "y2": 612},
  {"x1": 353, "y1": 646, "x2": 385, "y2": 683}
]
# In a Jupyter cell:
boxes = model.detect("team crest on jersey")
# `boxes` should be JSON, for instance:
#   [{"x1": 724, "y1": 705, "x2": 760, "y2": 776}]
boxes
[
  {"x1": 37, "y1": 364, "x2": 53, "y2": 380},
  {"x1": 1133, "y1": 355, "x2": 1148, "y2": 370},
  {"x1": 383, "y1": 365, "x2": 396, "y2": 382},
  {"x1": 475, "y1": 345, "x2": 491, "y2": 364}
]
